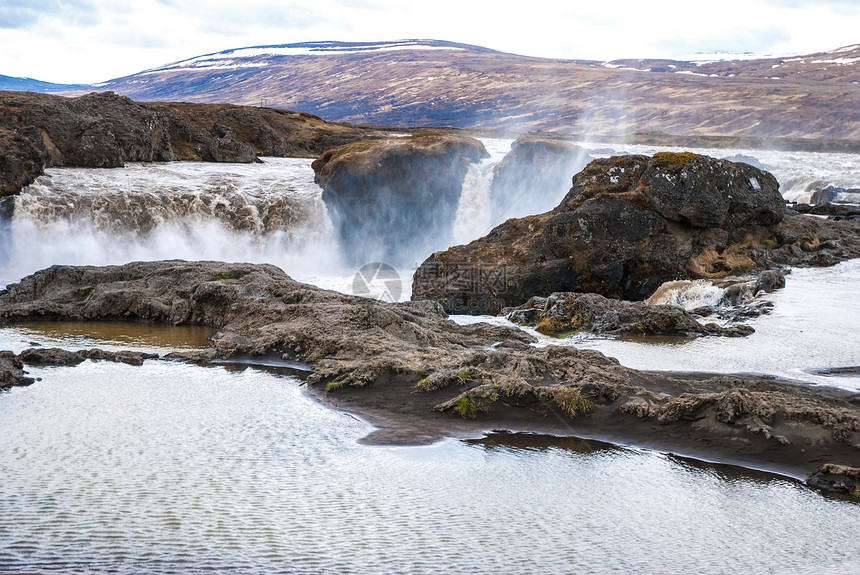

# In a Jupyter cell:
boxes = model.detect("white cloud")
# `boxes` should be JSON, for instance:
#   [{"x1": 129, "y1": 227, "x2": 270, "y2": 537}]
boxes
[{"x1": 1, "y1": 0, "x2": 858, "y2": 84}]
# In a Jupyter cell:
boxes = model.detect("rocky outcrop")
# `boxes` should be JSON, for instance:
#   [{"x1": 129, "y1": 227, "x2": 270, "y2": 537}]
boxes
[
  {"x1": 792, "y1": 202, "x2": 860, "y2": 219},
  {"x1": 504, "y1": 292, "x2": 755, "y2": 338},
  {"x1": 489, "y1": 136, "x2": 591, "y2": 224},
  {"x1": 806, "y1": 464, "x2": 860, "y2": 497},
  {"x1": 312, "y1": 133, "x2": 488, "y2": 265},
  {"x1": 0, "y1": 91, "x2": 383, "y2": 198},
  {"x1": 1, "y1": 260, "x2": 858, "y2": 480},
  {"x1": 0, "y1": 125, "x2": 47, "y2": 197},
  {"x1": 0, "y1": 350, "x2": 34, "y2": 389},
  {"x1": 412, "y1": 152, "x2": 860, "y2": 314},
  {"x1": 810, "y1": 185, "x2": 860, "y2": 206},
  {"x1": 18, "y1": 347, "x2": 158, "y2": 367}
]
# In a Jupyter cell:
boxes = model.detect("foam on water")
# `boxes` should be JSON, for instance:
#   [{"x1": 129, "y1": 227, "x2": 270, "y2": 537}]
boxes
[
  {"x1": 646, "y1": 279, "x2": 727, "y2": 309},
  {"x1": 0, "y1": 158, "x2": 347, "y2": 291},
  {"x1": 547, "y1": 259, "x2": 860, "y2": 390}
]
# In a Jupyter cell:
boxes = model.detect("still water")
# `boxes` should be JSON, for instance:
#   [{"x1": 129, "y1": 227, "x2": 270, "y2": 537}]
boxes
[{"x1": 1, "y1": 326, "x2": 859, "y2": 574}]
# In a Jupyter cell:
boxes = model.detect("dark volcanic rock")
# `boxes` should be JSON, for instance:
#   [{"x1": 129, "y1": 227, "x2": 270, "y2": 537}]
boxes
[
  {"x1": 489, "y1": 136, "x2": 591, "y2": 224},
  {"x1": 0, "y1": 125, "x2": 47, "y2": 198},
  {"x1": 806, "y1": 464, "x2": 860, "y2": 496},
  {"x1": 1, "y1": 260, "x2": 858, "y2": 478},
  {"x1": 505, "y1": 292, "x2": 754, "y2": 338},
  {"x1": 0, "y1": 91, "x2": 383, "y2": 199},
  {"x1": 811, "y1": 185, "x2": 860, "y2": 206},
  {"x1": 19, "y1": 347, "x2": 87, "y2": 366},
  {"x1": 412, "y1": 152, "x2": 860, "y2": 314},
  {"x1": 793, "y1": 202, "x2": 860, "y2": 219},
  {"x1": 17, "y1": 347, "x2": 158, "y2": 367},
  {"x1": 0, "y1": 91, "x2": 176, "y2": 172},
  {"x1": 0, "y1": 350, "x2": 34, "y2": 389},
  {"x1": 312, "y1": 133, "x2": 488, "y2": 266}
]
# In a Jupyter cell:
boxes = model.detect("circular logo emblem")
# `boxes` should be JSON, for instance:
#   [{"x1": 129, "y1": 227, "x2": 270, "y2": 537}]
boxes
[{"x1": 352, "y1": 262, "x2": 402, "y2": 302}]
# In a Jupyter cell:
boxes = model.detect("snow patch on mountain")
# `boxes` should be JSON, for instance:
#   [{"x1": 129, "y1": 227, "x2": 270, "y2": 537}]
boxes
[{"x1": 146, "y1": 41, "x2": 466, "y2": 74}]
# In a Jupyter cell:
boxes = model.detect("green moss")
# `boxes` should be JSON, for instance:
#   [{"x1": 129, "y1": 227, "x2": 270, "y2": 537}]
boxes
[
  {"x1": 760, "y1": 238, "x2": 780, "y2": 249},
  {"x1": 652, "y1": 151, "x2": 702, "y2": 167},
  {"x1": 326, "y1": 372, "x2": 351, "y2": 391},
  {"x1": 416, "y1": 377, "x2": 432, "y2": 389},
  {"x1": 215, "y1": 271, "x2": 250, "y2": 281},
  {"x1": 852, "y1": 485, "x2": 860, "y2": 501},
  {"x1": 456, "y1": 368, "x2": 472, "y2": 384},
  {"x1": 454, "y1": 396, "x2": 479, "y2": 419},
  {"x1": 555, "y1": 389, "x2": 596, "y2": 418},
  {"x1": 636, "y1": 323, "x2": 648, "y2": 333},
  {"x1": 536, "y1": 315, "x2": 580, "y2": 337}
]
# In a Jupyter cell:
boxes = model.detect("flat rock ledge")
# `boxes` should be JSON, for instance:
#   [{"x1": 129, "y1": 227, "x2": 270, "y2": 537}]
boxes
[
  {"x1": 1, "y1": 260, "x2": 858, "y2": 491},
  {"x1": 0, "y1": 347, "x2": 160, "y2": 390}
]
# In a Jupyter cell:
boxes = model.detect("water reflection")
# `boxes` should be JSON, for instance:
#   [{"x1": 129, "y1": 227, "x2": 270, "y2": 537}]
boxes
[
  {"x1": 465, "y1": 430, "x2": 621, "y2": 456},
  {"x1": 1, "y1": 330, "x2": 860, "y2": 574},
  {"x1": 1, "y1": 321, "x2": 216, "y2": 353}
]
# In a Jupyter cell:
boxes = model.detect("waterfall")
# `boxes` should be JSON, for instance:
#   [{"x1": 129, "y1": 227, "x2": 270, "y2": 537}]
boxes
[
  {"x1": 451, "y1": 159, "x2": 497, "y2": 246},
  {"x1": 0, "y1": 159, "x2": 344, "y2": 288}
]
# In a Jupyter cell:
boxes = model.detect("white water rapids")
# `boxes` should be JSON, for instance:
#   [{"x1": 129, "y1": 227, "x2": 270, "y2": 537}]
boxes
[{"x1": 1, "y1": 139, "x2": 859, "y2": 389}]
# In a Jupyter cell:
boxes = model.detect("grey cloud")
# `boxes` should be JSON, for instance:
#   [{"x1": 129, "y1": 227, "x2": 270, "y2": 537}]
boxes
[
  {"x1": 0, "y1": 0, "x2": 101, "y2": 30},
  {"x1": 196, "y1": 4, "x2": 322, "y2": 36}
]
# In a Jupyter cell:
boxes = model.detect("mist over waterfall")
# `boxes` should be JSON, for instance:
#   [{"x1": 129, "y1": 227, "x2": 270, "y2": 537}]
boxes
[
  {"x1": 0, "y1": 159, "x2": 344, "y2": 289},
  {"x1": 2, "y1": 139, "x2": 859, "y2": 296}
]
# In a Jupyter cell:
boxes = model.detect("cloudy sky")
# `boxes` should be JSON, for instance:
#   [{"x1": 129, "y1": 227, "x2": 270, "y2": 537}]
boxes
[{"x1": 1, "y1": 0, "x2": 859, "y2": 84}]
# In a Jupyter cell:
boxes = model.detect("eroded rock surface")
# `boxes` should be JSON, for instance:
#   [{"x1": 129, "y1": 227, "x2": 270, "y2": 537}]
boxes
[
  {"x1": 312, "y1": 133, "x2": 488, "y2": 265},
  {"x1": 806, "y1": 464, "x2": 860, "y2": 497},
  {"x1": 1, "y1": 260, "x2": 858, "y2": 480},
  {"x1": 0, "y1": 91, "x2": 381, "y2": 199},
  {"x1": 0, "y1": 350, "x2": 34, "y2": 389},
  {"x1": 413, "y1": 152, "x2": 860, "y2": 314},
  {"x1": 19, "y1": 347, "x2": 158, "y2": 367},
  {"x1": 504, "y1": 292, "x2": 754, "y2": 338}
]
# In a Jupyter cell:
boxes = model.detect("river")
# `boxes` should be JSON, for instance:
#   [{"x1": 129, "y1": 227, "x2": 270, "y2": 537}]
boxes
[{"x1": 1, "y1": 140, "x2": 859, "y2": 573}]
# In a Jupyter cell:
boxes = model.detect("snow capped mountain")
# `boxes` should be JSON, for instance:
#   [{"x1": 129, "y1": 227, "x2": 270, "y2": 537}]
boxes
[{"x1": 3, "y1": 40, "x2": 858, "y2": 140}]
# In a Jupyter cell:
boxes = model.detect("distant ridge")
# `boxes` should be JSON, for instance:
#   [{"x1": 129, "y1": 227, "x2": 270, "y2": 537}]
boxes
[
  {"x1": 4, "y1": 40, "x2": 859, "y2": 140},
  {"x1": 0, "y1": 74, "x2": 84, "y2": 93}
]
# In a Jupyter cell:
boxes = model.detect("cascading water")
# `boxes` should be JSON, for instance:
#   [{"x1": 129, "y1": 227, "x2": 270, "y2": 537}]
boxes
[
  {"x1": 2, "y1": 139, "x2": 859, "y2": 297},
  {"x1": 0, "y1": 158, "x2": 346, "y2": 290},
  {"x1": 646, "y1": 279, "x2": 727, "y2": 310},
  {"x1": 451, "y1": 140, "x2": 510, "y2": 245}
]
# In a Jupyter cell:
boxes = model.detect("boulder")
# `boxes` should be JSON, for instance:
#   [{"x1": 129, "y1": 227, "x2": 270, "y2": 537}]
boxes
[
  {"x1": 0, "y1": 125, "x2": 46, "y2": 198},
  {"x1": 1, "y1": 260, "x2": 858, "y2": 479},
  {"x1": 793, "y1": 202, "x2": 860, "y2": 219},
  {"x1": 18, "y1": 347, "x2": 86, "y2": 366},
  {"x1": 412, "y1": 152, "x2": 859, "y2": 314},
  {"x1": 505, "y1": 292, "x2": 754, "y2": 338},
  {"x1": 16, "y1": 347, "x2": 158, "y2": 367},
  {"x1": 312, "y1": 133, "x2": 488, "y2": 266},
  {"x1": 489, "y1": 136, "x2": 591, "y2": 224},
  {"x1": 0, "y1": 350, "x2": 34, "y2": 389},
  {"x1": 806, "y1": 464, "x2": 860, "y2": 497},
  {"x1": 810, "y1": 185, "x2": 860, "y2": 205}
]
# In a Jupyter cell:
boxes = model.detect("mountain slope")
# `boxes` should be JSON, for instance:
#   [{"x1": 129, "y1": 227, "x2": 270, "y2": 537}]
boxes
[
  {"x1": 0, "y1": 75, "x2": 84, "y2": 93},
  {"x1": 36, "y1": 40, "x2": 860, "y2": 139}
]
